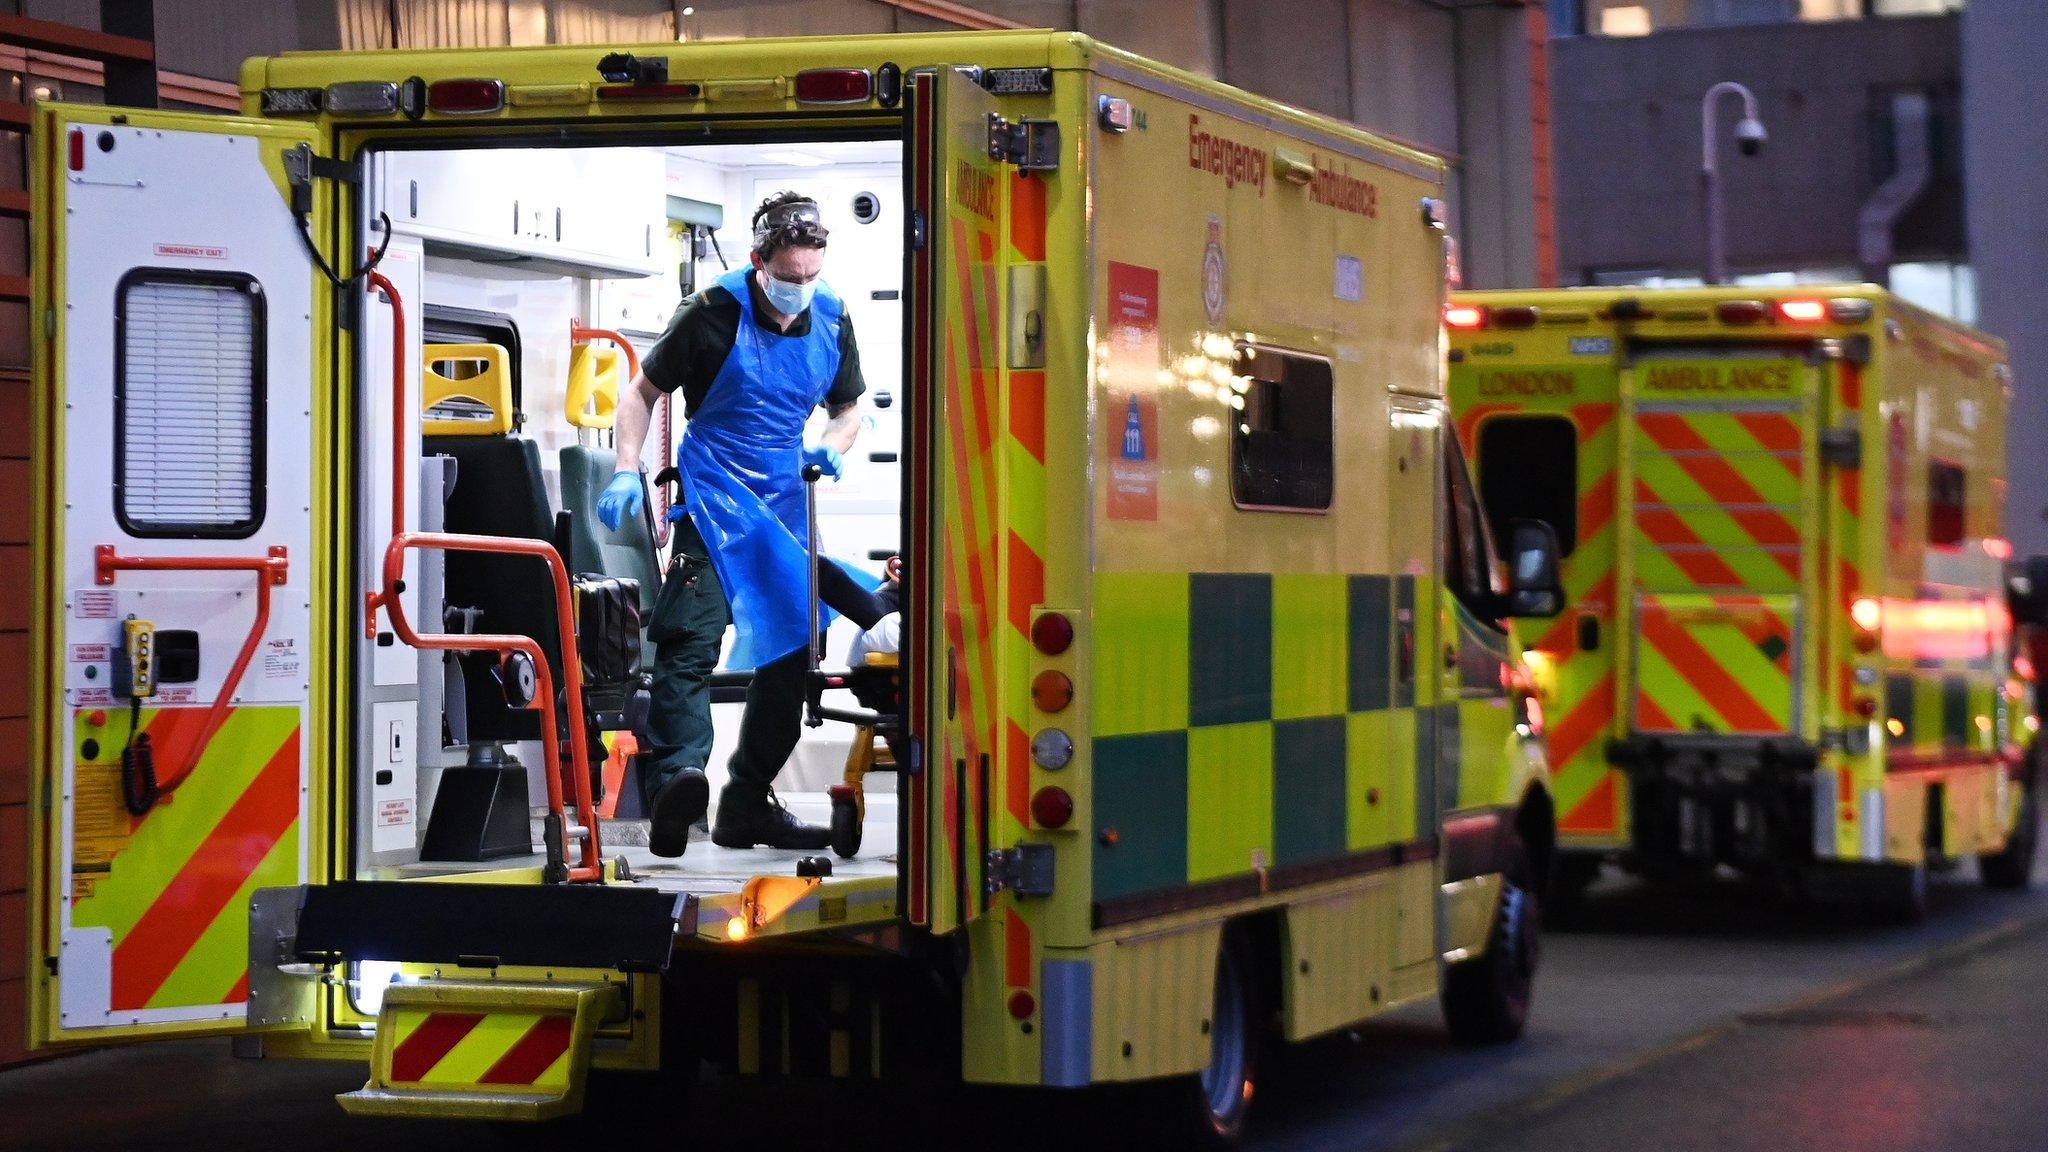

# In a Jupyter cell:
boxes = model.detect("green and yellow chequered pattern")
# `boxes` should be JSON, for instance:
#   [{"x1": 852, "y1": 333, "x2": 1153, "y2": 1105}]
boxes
[{"x1": 1090, "y1": 571, "x2": 1514, "y2": 903}]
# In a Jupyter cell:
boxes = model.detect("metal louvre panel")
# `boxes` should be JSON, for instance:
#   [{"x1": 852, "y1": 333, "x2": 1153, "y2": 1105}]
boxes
[{"x1": 120, "y1": 279, "x2": 260, "y2": 530}]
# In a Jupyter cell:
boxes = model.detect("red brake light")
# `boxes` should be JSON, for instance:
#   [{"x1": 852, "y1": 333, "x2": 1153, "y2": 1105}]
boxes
[
  {"x1": 1031, "y1": 612, "x2": 1074, "y2": 656},
  {"x1": 794, "y1": 68, "x2": 871, "y2": 105},
  {"x1": 1491, "y1": 305, "x2": 1540, "y2": 330},
  {"x1": 1716, "y1": 300, "x2": 1769, "y2": 325},
  {"x1": 427, "y1": 79, "x2": 505, "y2": 115},
  {"x1": 1031, "y1": 786, "x2": 1074, "y2": 829},
  {"x1": 1776, "y1": 298, "x2": 1828, "y2": 323},
  {"x1": 1444, "y1": 304, "x2": 1486, "y2": 330},
  {"x1": 68, "y1": 128, "x2": 84, "y2": 172},
  {"x1": 1007, "y1": 990, "x2": 1036, "y2": 1020}
]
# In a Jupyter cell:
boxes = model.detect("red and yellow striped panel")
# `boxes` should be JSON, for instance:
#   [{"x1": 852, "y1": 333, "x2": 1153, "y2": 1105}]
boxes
[
  {"x1": 1630, "y1": 406, "x2": 1804, "y2": 593},
  {"x1": 1633, "y1": 594, "x2": 1796, "y2": 734},
  {"x1": 383, "y1": 1007, "x2": 577, "y2": 1093},
  {"x1": 930, "y1": 109, "x2": 1007, "y2": 935},
  {"x1": 1507, "y1": 401, "x2": 1626, "y2": 841},
  {"x1": 1000, "y1": 169, "x2": 1047, "y2": 989},
  {"x1": 70, "y1": 704, "x2": 301, "y2": 1013}
]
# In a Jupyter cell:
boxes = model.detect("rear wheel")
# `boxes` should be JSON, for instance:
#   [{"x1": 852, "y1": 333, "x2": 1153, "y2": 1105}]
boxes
[
  {"x1": 1442, "y1": 835, "x2": 1541, "y2": 1044},
  {"x1": 1146, "y1": 928, "x2": 1261, "y2": 1148},
  {"x1": 1981, "y1": 781, "x2": 2038, "y2": 891}
]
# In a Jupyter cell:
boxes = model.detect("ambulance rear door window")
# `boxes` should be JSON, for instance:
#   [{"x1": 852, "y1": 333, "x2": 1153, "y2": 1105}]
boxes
[
  {"x1": 1230, "y1": 342, "x2": 1333, "y2": 511},
  {"x1": 1477, "y1": 414, "x2": 1578, "y2": 557},
  {"x1": 1928, "y1": 459, "x2": 1966, "y2": 547}
]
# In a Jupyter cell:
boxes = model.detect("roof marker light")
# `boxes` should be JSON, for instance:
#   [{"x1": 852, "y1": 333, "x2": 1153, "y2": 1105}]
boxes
[
  {"x1": 1491, "y1": 305, "x2": 1540, "y2": 330},
  {"x1": 1716, "y1": 299, "x2": 1769, "y2": 325},
  {"x1": 1776, "y1": 298, "x2": 1828, "y2": 323},
  {"x1": 426, "y1": 78, "x2": 505, "y2": 115},
  {"x1": 1444, "y1": 304, "x2": 1486, "y2": 330},
  {"x1": 794, "y1": 68, "x2": 871, "y2": 105},
  {"x1": 325, "y1": 81, "x2": 400, "y2": 115},
  {"x1": 1827, "y1": 297, "x2": 1875, "y2": 324}
]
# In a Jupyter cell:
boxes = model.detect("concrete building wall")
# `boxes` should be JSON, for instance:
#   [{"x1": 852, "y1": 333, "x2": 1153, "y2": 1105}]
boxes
[
  {"x1": 1551, "y1": 14, "x2": 1964, "y2": 281},
  {"x1": 1964, "y1": 0, "x2": 2048, "y2": 553}
]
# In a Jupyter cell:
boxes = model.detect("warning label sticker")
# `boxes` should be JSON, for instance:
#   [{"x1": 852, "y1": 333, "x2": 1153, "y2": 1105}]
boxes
[
  {"x1": 378, "y1": 799, "x2": 413, "y2": 828},
  {"x1": 71, "y1": 643, "x2": 111, "y2": 664},
  {"x1": 75, "y1": 590, "x2": 116, "y2": 619},
  {"x1": 263, "y1": 637, "x2": 301, "y2": 681}
]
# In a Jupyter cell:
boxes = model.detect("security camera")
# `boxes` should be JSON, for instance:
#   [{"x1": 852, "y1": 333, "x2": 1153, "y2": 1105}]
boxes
[{"x1": 1736, "y1": 117, "x2": 1767, "y2": 157}]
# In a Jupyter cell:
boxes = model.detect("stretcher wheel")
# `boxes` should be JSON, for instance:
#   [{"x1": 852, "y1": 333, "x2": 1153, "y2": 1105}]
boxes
[{"x1": 829, "y1": 782, "x2": 862, "y2": 859}]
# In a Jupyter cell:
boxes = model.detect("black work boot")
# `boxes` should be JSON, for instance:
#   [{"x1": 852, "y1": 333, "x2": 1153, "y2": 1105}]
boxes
[
  {"x1": 647, "y1": 768, "x2": 709, "y2": 858},
  {"x1": 711, "y1": 781, "x2": 831, "y2": 850}
]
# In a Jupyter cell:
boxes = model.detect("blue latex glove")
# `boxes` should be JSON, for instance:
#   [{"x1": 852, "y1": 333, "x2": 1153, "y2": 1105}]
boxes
[
  {"x1": 597, "y1": 471, "x2": 643, "y2": 531},
  {"x1": 802, "y1": 443, "x2": 844, "y2": 481}
]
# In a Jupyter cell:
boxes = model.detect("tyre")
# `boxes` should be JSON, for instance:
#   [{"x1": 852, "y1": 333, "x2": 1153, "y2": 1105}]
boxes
[
  {"x1": 1441, "y1": 835, "x2": 1541, "y2": 1044},
  {"x1": 1145, "y1": 928, "x2": 1262, "y2": 1148},
  {"x1": 1981, "y1": 781, "x2": 2038, "y2": 891}
]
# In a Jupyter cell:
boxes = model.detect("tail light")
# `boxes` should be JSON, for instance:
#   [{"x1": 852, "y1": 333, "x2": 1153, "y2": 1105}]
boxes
[
  {"x1": 427, "y1": 79, "x2": 505, "y2": 115},
  {"x1": 1775, "y1": 298, "x2": 1828, "y2": 323},
  {"x1": 1827, "y1": 297, "x2": 1875, "y2": 323},
  {"x1": 1032, "y1": 670, "x2": 1074, "y2": 712},
  {"x1": 1031, "y1": 612, "x2": 1074, "y2": 655},
  {"x1": 1444, "y1": 304, "x2": 1486, "y2": 329},
  {"x1": 1007, "y1": 990, "x2": 1037, "y2": 1019},
  {"x1": 1490, "y1": 305, "x2": 1540, "y2": 330},
  {"x1": 1855, "y1": 697, "x2": 1879, "y2": 718},
  {"x1": 1031, "y1": 786, "x2": 1074, "y2": 828},
  {"x1": 1851, "y1": 597, "x2": 1882, "y2": 654},
  {"x1": 68, "y1": 128, "x2": 85, "y2": 172},
  {"x1": 794, "y1": 68, "x2": 871, "y2": 105}
]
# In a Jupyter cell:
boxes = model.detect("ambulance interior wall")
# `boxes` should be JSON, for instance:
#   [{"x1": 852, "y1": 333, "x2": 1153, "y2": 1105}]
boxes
[{"x1": 363, "y1": 140, "x2": 905, "y2": 869}]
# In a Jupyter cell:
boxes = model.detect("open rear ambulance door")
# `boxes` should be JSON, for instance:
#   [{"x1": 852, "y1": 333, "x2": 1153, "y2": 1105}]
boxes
[
  {"x1": 905, "y1": 67, "x2": 1007, "y2": 935},
  {"x1": 1623, "y1": 346, "x2": 1819, "y2": 737},
  {"x1": 30, "y1": 106, "x2": 323, "y2": 1043}
]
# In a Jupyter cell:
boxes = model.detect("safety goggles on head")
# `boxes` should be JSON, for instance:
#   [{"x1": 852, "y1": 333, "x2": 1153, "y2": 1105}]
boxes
[{"x1": 752, "y1": 199, "x2": 829, "y2": 253}]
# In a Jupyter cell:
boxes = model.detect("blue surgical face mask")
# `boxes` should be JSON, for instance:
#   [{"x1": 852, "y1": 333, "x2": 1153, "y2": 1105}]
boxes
[{"x1": 761, "y1": 272, "x2": 816, "y2": 316}]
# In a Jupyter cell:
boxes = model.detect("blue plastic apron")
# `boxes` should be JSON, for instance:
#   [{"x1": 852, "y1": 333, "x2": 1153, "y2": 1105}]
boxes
[{"x1": 678, "y1": 267, "x2": 847, "y2": 670}]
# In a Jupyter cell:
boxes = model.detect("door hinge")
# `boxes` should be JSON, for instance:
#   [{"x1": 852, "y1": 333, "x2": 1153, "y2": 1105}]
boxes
[
  {"x1": 43, "y1": 955, "x2": 57, "y2": 976},
  {"x1": 283, "y1": 142, "x2": 359, "y2": 216},
  {"x1": 986, "y1": 113, "x2": 1060, "y2": 172},
  {"x1": 909, "y1": 209, "x2": 927, "y2": 251},
  {"x1": 985, "y1": 842, "x2": 1055, "y2": 897}
]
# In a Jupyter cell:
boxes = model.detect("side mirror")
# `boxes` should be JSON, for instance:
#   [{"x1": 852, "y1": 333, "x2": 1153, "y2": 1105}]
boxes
[
  {"x1": 1502, "y1": 519, "x2": 1566, "y2": 619},
  {"x1": 2008, "y1": 556, "x2": 2048, "y2": 628}
]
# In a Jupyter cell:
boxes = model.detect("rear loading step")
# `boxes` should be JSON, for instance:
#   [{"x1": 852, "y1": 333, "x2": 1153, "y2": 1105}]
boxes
[{"x1": 340, "y1": 980, "x2": 618, "y2": 1121}]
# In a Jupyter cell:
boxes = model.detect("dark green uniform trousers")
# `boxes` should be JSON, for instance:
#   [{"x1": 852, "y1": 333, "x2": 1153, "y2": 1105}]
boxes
[{"x1": 639, "y1": 514, "x2": 884, "y2": 810}]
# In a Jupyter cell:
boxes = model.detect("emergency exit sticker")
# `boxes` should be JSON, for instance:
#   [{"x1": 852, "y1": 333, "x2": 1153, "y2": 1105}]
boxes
[{"x1": 1105, "y1": 261, "x2": 1160, "y2": 521}]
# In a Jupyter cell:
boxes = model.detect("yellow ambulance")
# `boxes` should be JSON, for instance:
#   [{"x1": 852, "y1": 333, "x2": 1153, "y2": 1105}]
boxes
[
  {"x1": 1446, "y1": 286, "x2": 2036, "y2": 919},
  {"x1": 27, "y1": 31, "x2": 1563, "y2": 1140}
]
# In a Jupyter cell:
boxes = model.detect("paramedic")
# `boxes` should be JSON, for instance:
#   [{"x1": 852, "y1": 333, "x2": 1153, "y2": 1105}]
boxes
[{"x1": 599, "y1": 191, "x2": 881, "y2": 857}]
